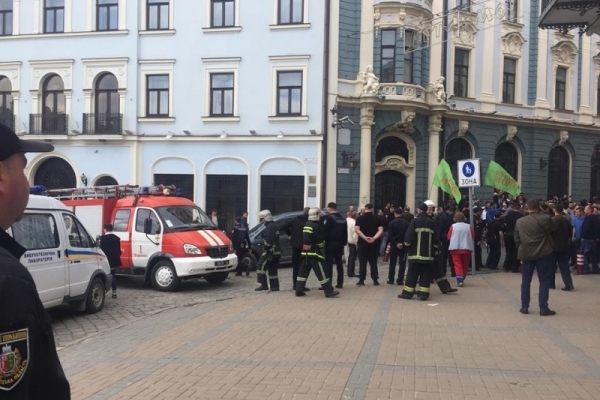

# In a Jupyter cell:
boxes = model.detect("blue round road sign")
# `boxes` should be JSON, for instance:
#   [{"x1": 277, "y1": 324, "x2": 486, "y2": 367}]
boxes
[{"x1": 462, "y1": 162, "x2": 475, "y2": 178}]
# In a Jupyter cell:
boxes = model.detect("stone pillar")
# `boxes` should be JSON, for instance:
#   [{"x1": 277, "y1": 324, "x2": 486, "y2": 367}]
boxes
[
  {"x1": 358, "y1": 101, "x2": 377, "y2": 207},
  {"x1": 13, "y1": 0, "x2": 20, "y2": 35},
  {"x1": 427, "y1": 114, "x2": 443, "y2": 201}
]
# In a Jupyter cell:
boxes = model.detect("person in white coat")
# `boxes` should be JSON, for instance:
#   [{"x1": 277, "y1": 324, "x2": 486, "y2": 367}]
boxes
[{"x1": 346, "y1": 211, "x2": 358, "y2": 277}]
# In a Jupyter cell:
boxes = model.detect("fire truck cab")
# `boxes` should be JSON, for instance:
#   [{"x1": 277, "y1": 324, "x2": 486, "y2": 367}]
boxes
[{"x1": 46, "y1": 185, "x2": 237, "y2": 291}]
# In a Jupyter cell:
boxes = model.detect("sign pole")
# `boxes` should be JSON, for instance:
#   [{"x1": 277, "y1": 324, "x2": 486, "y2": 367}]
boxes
[{"x1": 470, "y1": 186, "x2": 476, "y2": 277}]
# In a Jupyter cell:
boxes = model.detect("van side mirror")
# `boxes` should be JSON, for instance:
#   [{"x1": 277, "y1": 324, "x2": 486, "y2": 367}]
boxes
[
  {"x1": 155, "y1": 225, "x2": 161, "y2": 234},
  {"x1": 144, "y1": 218, "x2": 153, "y2": 234}
]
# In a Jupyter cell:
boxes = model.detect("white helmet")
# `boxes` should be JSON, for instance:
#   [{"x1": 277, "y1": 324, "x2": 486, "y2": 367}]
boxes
[
  {"x1": 258, "y1": 209, "x2": 273, "y2": 222},
  {"x1": 308, "y1": 207, "x2": 323, "y2": 221},
  {"x1": 424, "y1": 200, "x2": 437, "y2": 208}
]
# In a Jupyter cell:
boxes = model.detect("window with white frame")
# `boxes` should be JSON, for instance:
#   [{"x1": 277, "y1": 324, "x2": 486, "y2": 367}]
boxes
[
  {"x1": 457, "y1": 0, "x2": 470, "y2": 11},
  {"x1": 269, "y1": 56, "x2": 308, "y2": 119},
  {"x1": 97, "y1": 0, "x2": 118, "y2": 31},
  {"x1": 277, "y1": 71, "x2": 302, "y2": 116},
  {"x1": 44, "y1": 0, "x2": 64, "y2": 33},
  {"x1": 502, "y1": 58, "x2": 516, "y2": 104},
  {"x1": 210, "y1": 73, "x2": 234, "y2": 116},
  {"x1": 278, "y1": 0, "x2": 303, "y2": 24},
  {"x1": 146, "y1": 75, "x2": 169, "y2": 117},
  {"x1": 0, "y1": 0, "x2": 12, "y2": 36},
  {"x1": 147, "y1": 0, "x2": 169, "y2": 30},
  {"x1": 454, "y1": 48, "x2": 469, "y2": 98},
  {"x1": 380, "y1": 29, "x2": 396, "y2": 83},
  {"x1": 404, "y1": 30, "x2": 415, "y2": 84},
  {"x1": 212, "y1": 0, "x2": 234, "y2": 27},
  {"x1": 555, "y1": 67, "x2": 567, "y2": 110}
]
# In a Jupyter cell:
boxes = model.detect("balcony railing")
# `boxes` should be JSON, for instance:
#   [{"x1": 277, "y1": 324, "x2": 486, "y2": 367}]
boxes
[
  {"x1": 0, "y1": 113, "x2": 15, "y2": 132},
  {"x1": 379, "y1": 82, "x2": 427, "y2": 98},
  {"x1": 82, "y1": 113, "x2": 123, "y2": 134},
  {"x1": 29, "y1": 113, "x2": 68, "y2": 135}
]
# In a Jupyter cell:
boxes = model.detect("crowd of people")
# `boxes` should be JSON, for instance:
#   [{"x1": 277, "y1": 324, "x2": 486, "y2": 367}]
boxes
[{"x1": 246, "y1": 190, "x2": 600, "y2": 316}]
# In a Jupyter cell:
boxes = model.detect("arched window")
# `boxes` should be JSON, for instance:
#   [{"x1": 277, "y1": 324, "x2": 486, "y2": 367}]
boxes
[
  {"x1": 547, "y1": 146, "x2": 570, "y2": 199},
  {"x1": 92, "y1": 73, "x2": 120, "y2": 134},
  {"x1": 444, "y1": 138, "x2": 472, "y2": 200},
  {"x1": 376, "y1": 136, "x2": 409, "y2": 162},
  {"x1": 40, "y1": 74, "x2": 66, "y2": 134},
  {"x1": 494, "y1": 142, "x2": 518, "y2": 180},
  {"x1": 95, "y1": 176, "x2": 118, "y2": 186},
  {"x1": 0, "y1": 75, "x2": 13, "y2": 129},
  {"x1": 34, "y1": 157, "x2": 76, "y2": 190}
]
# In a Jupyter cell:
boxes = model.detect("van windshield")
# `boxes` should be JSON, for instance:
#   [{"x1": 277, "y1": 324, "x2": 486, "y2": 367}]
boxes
[
  {"x1": 249, "y1": 222, "x2": 266, "y2": 238},
  {"x1": 156, "y1": 206, "x2": 216, "y2": 232}
]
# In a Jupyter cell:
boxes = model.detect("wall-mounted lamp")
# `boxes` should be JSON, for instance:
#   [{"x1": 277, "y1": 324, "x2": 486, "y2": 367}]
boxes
[
  {"x1": 220, "y1": 131, "x2": 228, "y2": 139},
  {"x1": 249, "y1": 130, "x2": 257, "y2": 135},
  {"x1": 277, "y1": 131, "x2": 284, "y2": 139},
  {"x1": 80, "y1": 173, "x2": 88, "y2": 187},
  {"x1": 183, "y1": 130, "x2": 191, "y2": 135},
  {"x1": 165, "y1": 131, "x2": 174, "y2": 139},
  {"x1": 448, "y1": 101, "x2": 457, "y2": 109},
  {"x1": 310, "y1": 129, "x2": 318, "y2": 135},
  {"x1": 488, "y1": 110, "x2": 497, "y2": 115},
  {"x1": 517, "y1": 114, "x2": 523, "y2": 119},
  {"x1": 342, "y1": 151, "x2": 360, "y2": 170},
  {"x1": 70, "y1": 129, "x2": 82, "y2": 135},
  {"x1": 124, "y1": 129, "x2": 134, "y2": 135},
  {"x1": 539, "y1": 158, "x2": 548, "y2": 170}
]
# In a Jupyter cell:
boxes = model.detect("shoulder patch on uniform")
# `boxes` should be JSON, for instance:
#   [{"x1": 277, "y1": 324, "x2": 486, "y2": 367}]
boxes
[{"x1": 0, "y1": 328, "x2": 29, "y2": 391}]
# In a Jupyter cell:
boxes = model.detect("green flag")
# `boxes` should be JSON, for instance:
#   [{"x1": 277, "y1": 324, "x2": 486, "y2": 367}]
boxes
[
  {"x1": 484, "y1": 160, "x2": 521, "y2": 197},
  {"x1": 433, "y1": 159, "x2": 462, "y2": 204}
]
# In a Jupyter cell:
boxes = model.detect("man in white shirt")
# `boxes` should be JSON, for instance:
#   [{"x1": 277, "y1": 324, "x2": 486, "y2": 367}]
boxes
[{"x1": 346, "y1": 211, "x2": 358, "y2": 277}]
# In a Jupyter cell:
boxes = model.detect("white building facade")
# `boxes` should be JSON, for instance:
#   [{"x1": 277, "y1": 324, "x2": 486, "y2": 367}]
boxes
[{"x1": 0, "y1": 0, "x2": 327, "y2": 228}]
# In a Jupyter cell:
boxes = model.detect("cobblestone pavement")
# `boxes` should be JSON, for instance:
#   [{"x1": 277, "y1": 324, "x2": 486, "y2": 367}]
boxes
[{"x1": 55, "y1": 259, "x2": 600, "y2": 400}]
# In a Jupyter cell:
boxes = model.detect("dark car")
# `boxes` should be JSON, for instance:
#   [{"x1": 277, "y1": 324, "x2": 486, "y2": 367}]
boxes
[{"x1": 240, "y1": 211, "x2": 303, "y2": 271}]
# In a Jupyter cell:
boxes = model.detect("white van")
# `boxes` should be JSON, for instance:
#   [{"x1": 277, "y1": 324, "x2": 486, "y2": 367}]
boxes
[{"x1": 7, "y1": 195, "x2": 111, "y2": 313}]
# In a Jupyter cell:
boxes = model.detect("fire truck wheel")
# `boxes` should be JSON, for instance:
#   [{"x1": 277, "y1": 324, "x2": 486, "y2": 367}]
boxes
[
  {"x1": 151, "y1": 261, "x2": 181, "y2": 291},
  {"x1": 204, "y1": 272, "x2": 229, "y2": 284},
  {"x1": 85, "y1": 277, "x2": 106, "y2": 313},
  {"x1": 241, "y1": 253, "x2": 258, "y2": 272}
]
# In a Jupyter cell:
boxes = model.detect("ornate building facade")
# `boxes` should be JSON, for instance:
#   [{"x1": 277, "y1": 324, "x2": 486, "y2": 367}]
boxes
[{"x1": 326, "y1": 0, "x2": 600, "y2": 210}]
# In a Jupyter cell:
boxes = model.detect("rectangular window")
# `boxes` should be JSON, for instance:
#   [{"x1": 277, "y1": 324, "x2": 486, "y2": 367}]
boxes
[
  {"x1": 135, "y1": 209, "x2": 160, "y2": 233},
  {"x1": 506, "y1": 0, "x2": 517, "y2": 22},
  {"x1": 457, "y1": 0, "x2": 470, "y2": 10},
  {"x1": 404, "y1": 30, "x2": 414, "y2": 84},
  {"x1": 278, "y1": 0, "x2": 303, "y2": 24},
  {"x1": 277, "y1": 71, "x2": 302, "y2": 116},
  {"x1": 11, "y1": 214, "x2": 60, "y2": 250},
  {"x1": 210, "y1": 73, "x2": 234, "y2": 116},
  {"x1": 44, "y1": 0, "x2": 65, "y2": 33},
  {"x1": 380, "y1": 29, "x2": 396, "y2": 83},
  {"x1": 97, "y1": 0, "x2": 118, "y2": 31},
  {"x1": 147, "y1": 0, "x2": 169, "y2": 30},
  {"x1": 0, "y1": 0, "x2": 12, "y2": 36},
  {"x1": 502, "y1": 58, "x2": 516, "y2": 104},
  {"x1": 146, "y1": 75, "x2": 169, "y2": 117},
  {"x1": 555, "y1": 67, "x2": 567, "y2": 110},
  {"x1": 112, "y1": 209, "x2": 130, "y2": 232},
  {"x1": 454, "y1": 48, "x2": 469, "y2": 98},
  {"x1": 212, "y1": 0, "x2": 234, "y2": 27}
]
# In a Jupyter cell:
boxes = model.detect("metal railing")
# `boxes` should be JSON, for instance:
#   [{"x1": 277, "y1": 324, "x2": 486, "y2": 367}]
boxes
[
  {"x1": 29, "y1": 113, "x2": 68, "y2": 135},
  {"x1": 82, "y1": 113, "x2": 123, "y2": 135},
  {"x1": 0, "y1": 113, "x2": 15, "y2": 131}
]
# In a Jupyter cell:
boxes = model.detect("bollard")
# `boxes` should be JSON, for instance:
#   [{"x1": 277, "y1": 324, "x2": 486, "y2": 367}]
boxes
[
  {"x1": 576, "y1": 250, "x2": 585, "y2": 275},
  {"x1": 382, "y1": 243, "x2": 391, "y2": 262}
]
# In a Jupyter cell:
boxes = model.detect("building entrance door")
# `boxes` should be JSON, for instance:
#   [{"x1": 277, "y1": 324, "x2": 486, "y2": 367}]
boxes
[{"x1": 375, "y1": 170, "x2": 407, "y2": 210}]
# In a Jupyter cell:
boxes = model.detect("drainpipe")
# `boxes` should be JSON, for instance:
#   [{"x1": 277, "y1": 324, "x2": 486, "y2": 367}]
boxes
[{"x1": 320, "y1": 0, "x2": 331, "y2": 206}]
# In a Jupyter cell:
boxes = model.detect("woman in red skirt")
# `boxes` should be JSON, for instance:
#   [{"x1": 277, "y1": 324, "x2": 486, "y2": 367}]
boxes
[{"x1": 447, "y1": 212, "x2": 475, "y2": 286}]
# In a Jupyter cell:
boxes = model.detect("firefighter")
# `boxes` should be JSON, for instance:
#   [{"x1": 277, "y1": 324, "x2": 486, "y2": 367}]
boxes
[
  {"x1": 295, "y1": 207, "x2": 340, "y2": 298},
  {"x1": 425, "y1": 200, "x2": 458, "y2": 295},
  {"x1": 255, "y1": 210, "x2": 280, "y2": 291},
  {"x1": 399, "y1": 201, "x2": 440, "y2": 301},
  {"x1": 232, "y1": 217, "x2": 252, "y2": 276}
]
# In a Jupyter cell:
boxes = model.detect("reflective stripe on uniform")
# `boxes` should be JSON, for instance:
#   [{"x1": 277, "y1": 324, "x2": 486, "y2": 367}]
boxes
[
  {"x1": 418, "y1": 286, "x2": 430, "y2": 293},
  {"x1": 257, "y1": 270, "x2": 266, "y2": 275},
  {"x1": 403, "y1": 286, "x2": 415, "y2": 292},
  {"x1": 297, "y1": 277, "x2": 307, "y2": 282},
  {"x1": 319, "y1": 278, "x2": 329, "y2": 284},
  {"x1": 268, "y1": 275, "x2": 278, "y2": 280},
  {"x1": 303, "y1": 227, "x2": 313, "y2": 233},
  {"x1": 435, "y1": 277, "x2": 447, "y2": 283},
  {"x1": 317, "y1": 261, "x2": 327, "y2": 280}
]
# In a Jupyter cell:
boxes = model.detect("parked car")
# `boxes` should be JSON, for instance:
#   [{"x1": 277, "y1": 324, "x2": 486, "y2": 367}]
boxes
[{"x1": 242, "y1": 210, "x2": 328, "y2": 271}]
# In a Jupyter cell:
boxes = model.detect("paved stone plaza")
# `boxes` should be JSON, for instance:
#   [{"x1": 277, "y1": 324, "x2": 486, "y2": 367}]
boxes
[{"x1": 53, "y1": 266, "x2": 600, "y2": 400}]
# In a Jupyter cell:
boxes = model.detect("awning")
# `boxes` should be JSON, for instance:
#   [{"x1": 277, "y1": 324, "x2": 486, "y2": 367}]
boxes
[{"x1": 539, "y1": 0, "x2": 600, "y2": 35}]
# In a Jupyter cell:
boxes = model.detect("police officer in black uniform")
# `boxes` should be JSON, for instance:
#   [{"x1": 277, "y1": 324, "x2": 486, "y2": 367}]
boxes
[
  {"x1": 473, "y1": 207, "x2": 486, "y2": 270},
  {"x1": 232, "y1": 217, "x2": 252, "y2": 276},
  {"x1": 255, "y1": 210, "x2": 281, "y2": 291},
  {"x1": 323, "y1": 202, "x2": 348, "y2": 289},
  {"x1": 295, "y1": 207, "x2": 340, "y2": 297},
  {"x1": 387, "y1": 208, "x2": 409, "y2": 285},
  {"x1": 0, "y1": 122, "x2": 71, "y2": 399}
]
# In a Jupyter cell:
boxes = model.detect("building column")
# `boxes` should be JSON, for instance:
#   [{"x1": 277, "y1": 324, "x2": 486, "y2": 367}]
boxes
[
  {"x1": 579, "y1": 36, "x2": 593, "y2": 118},
  {"x1": 32, "y1": 0, "x2": 40, "y2": 34},
  {"x1": 534, "y1": 30, "x2": 550, "y2": 112},
  {"x1": 12, "y1": 93, "x2": 20, "y2": 132},
  {"x1": 13, "y1": 0, "x2": 20, "y2": 35},
  {"x1": 65, "y1": 90, "x2": 73, "y2": 130},
  {"x1": 427, "y1": 114, "x2": 442, "y2": 200},
  {"x1": 358, "y1": 100, "x2": 377, "y2": 207}
]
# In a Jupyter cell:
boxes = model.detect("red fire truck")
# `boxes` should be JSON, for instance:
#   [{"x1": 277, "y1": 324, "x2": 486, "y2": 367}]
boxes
[{"x1": 44, "y1": 185, "x2": 237, "y2": 291}]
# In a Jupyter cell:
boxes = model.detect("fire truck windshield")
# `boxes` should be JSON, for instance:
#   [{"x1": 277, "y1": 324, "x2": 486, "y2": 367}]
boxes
[{"x1": 156, "y1": 206, "x2": 215, "y2": 232}]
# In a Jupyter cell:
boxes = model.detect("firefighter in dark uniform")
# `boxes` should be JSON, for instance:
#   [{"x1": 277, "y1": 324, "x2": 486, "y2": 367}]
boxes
[
  {"x1": 232, "y1": 217, "x2": 252, "y2": 276},
  {"x1": 323, "y1": 202, "x2": 348, "y2": 288},
  {"x1": 424, "y1": 200, "x2": 457, "y2": 294},
  {"x1": 387, "y1": 208, "x2": 409, "y2": 285},
  {"x1": 399, "y1": 202, "x2": 440, "y2": 301},
  {"x1": 438, "y1": 205, "x2": 456, "y2": 276},
  {"x1": 0, "y1": 123, "x2": 71, "y2": 399},
  {"x1": 295, "y1": 207, "x2": 340, "y2": 297},
  {"x1": 255, "y1": 210, "x2": 281, "y2": 291},
  {"x1": 473, "y1": 207, "x2": 486, "y2": 271}
]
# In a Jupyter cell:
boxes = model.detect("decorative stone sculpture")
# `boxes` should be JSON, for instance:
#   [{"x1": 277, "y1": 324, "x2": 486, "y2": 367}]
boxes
[
  {"x1": 507, "y1": 125, "x2": 517, "y2": 141},
  {"x1": 559, "y1": 130, "x2": 569, "y2": 145},
  {"x1": 458, "y1": 120, "x2": 469, "y2": 137},
  {"x1": 431, "y1": 77, "x2": 447, "y2": 103},
  {"x1": 360, "y1": 65, "x2": 380, "y2": 95},
  {"x1": 391, "y1": 110, "x2": 416, "y2": 133}
]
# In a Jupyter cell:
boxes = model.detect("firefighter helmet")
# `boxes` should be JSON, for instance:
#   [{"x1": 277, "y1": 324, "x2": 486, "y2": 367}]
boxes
[
  {"x1": 258, "y1": 209, "x2": 273, "y2": 222},
  {"x1": 308, "y1": 207, "x2": 323, "y2": 221}
]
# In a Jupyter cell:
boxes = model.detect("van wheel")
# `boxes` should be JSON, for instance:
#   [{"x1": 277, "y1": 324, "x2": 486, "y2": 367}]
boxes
[
  {"x1": 204, "y1": 272, "x2": 229, "y2": 284},
  {"x1": 85, "y1": 278, "x2": 106, "y2": 314},
  {"x1": 151, "y1": 261, "x2": 181, "y2": 291},
  {"x1": 241, "y1": 253, "x2": 258, "y2": 272}
]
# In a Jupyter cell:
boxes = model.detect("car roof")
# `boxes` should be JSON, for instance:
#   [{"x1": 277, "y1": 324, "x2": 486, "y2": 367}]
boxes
[
  {"x1": 272, "y1": 211, "x2": 303, "y2": 221},
  {"x1": 27, "y1": 195, "x2": 70, "y2": 211}
]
